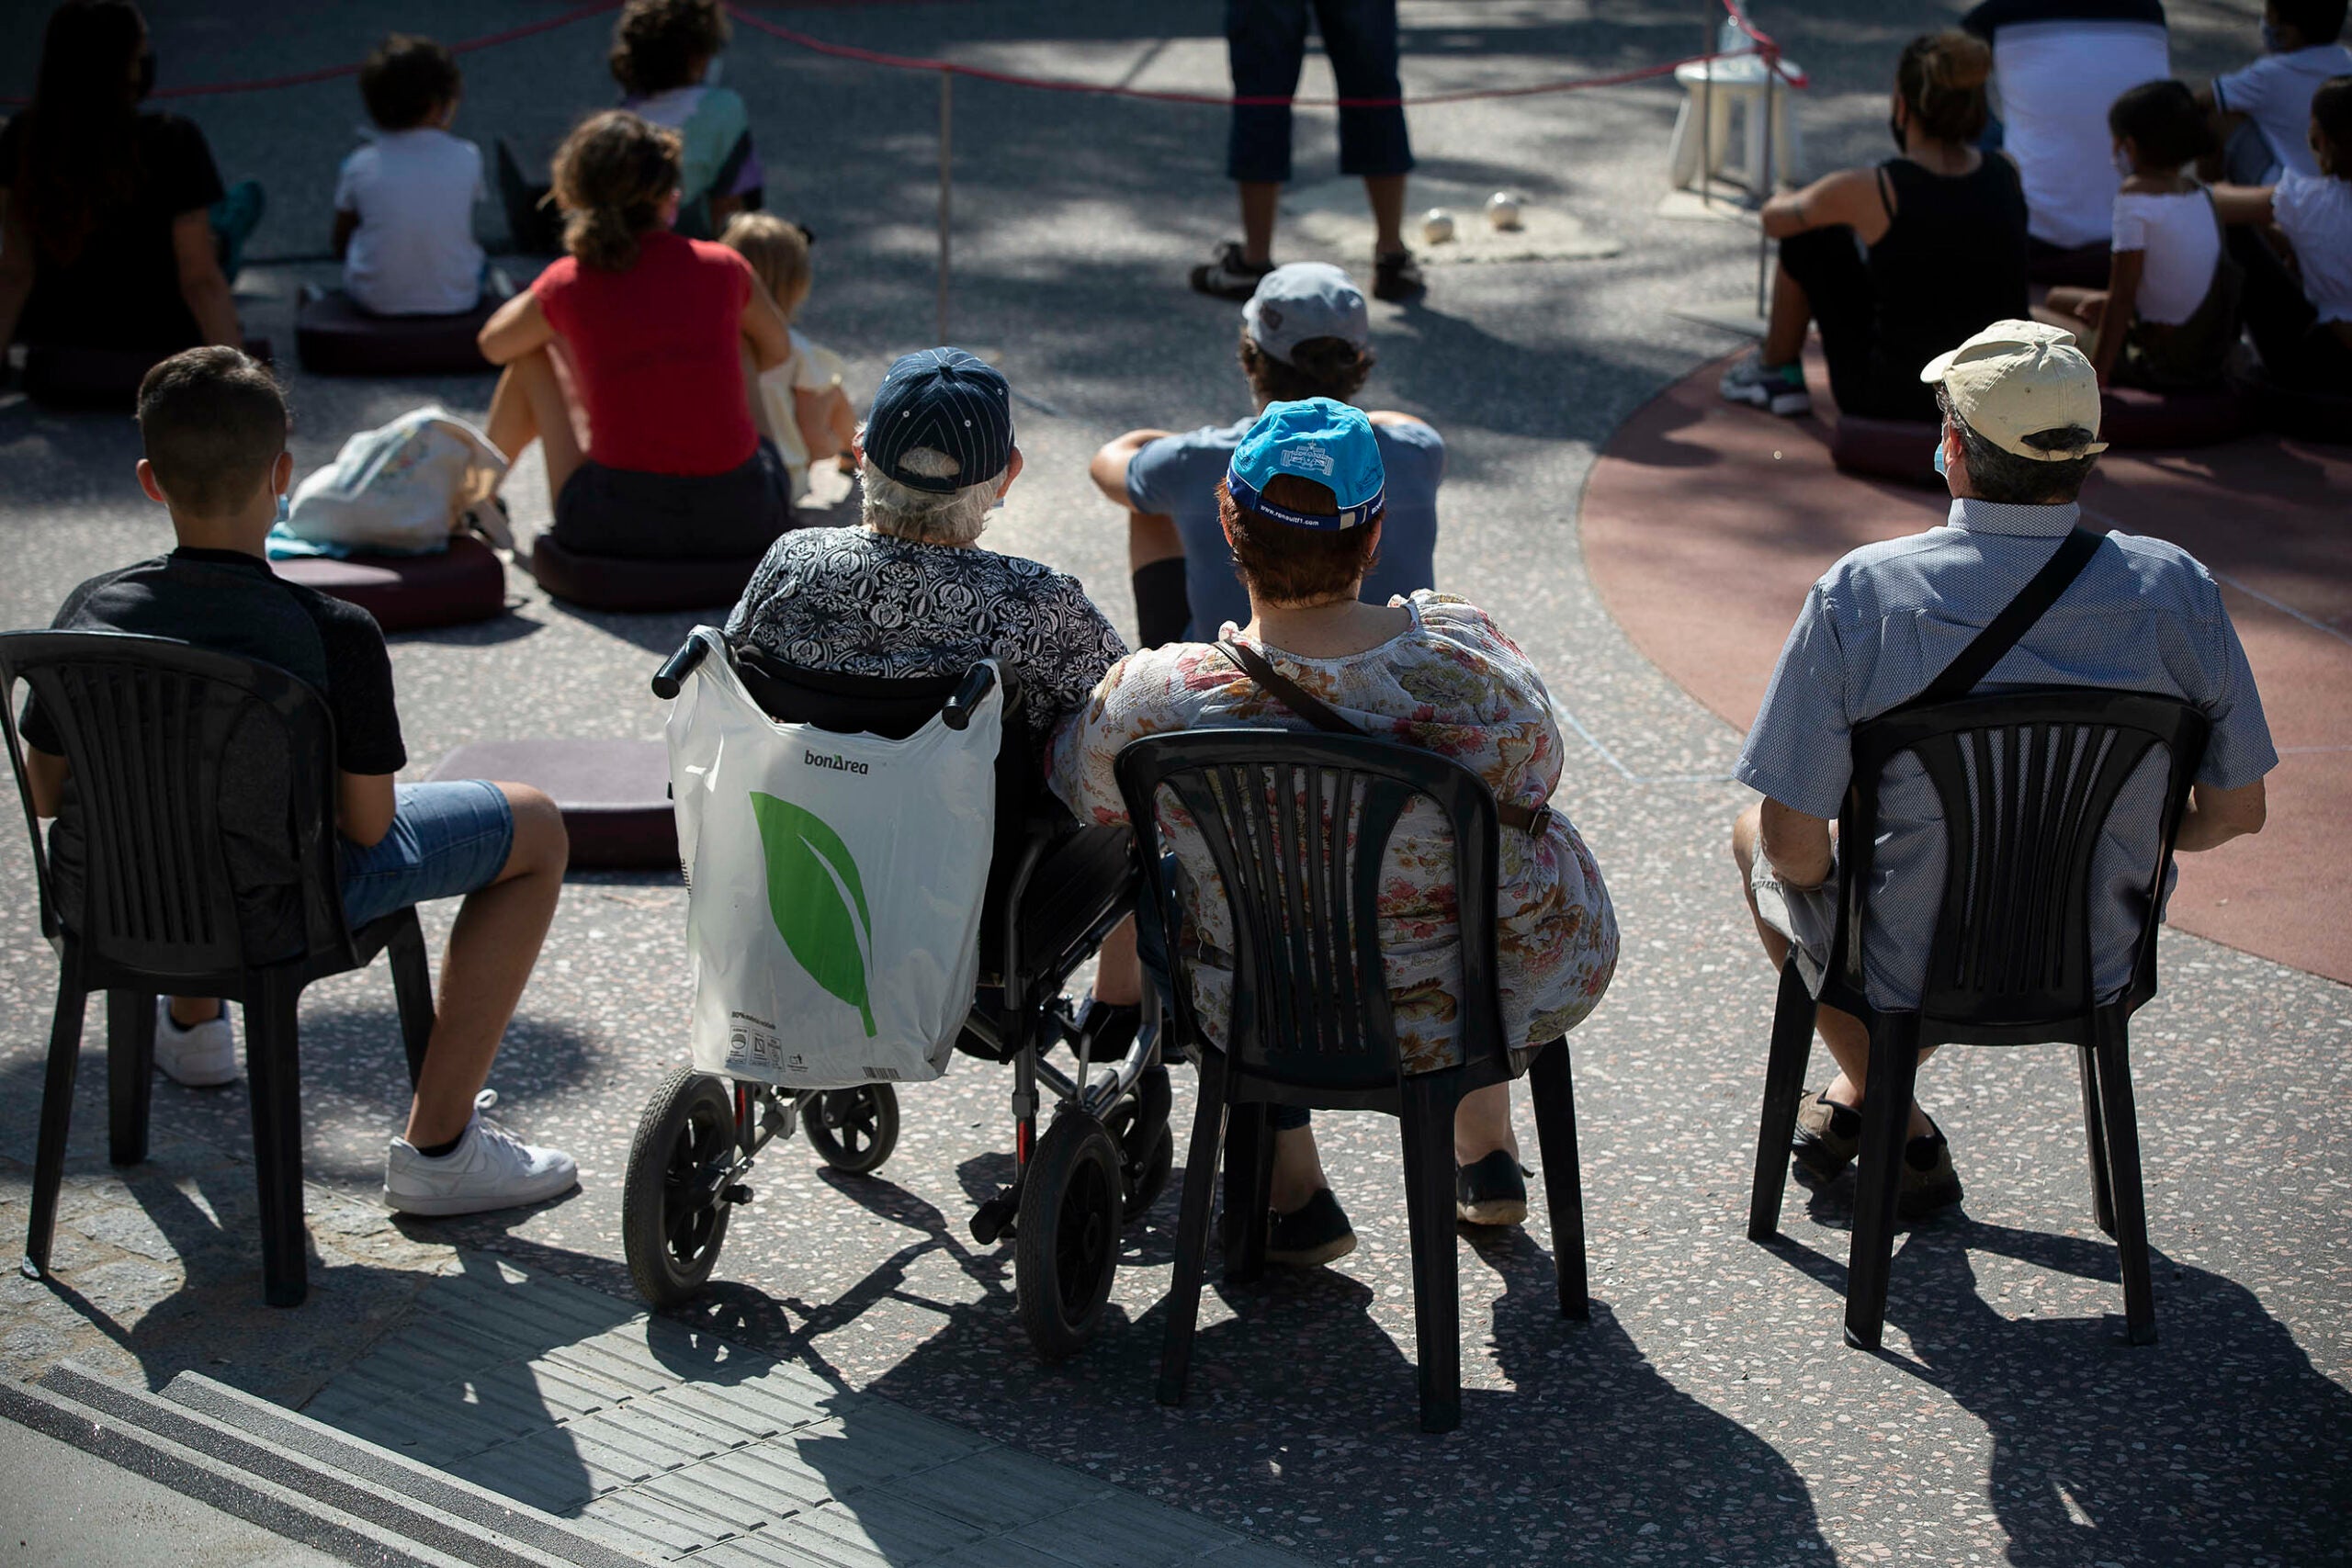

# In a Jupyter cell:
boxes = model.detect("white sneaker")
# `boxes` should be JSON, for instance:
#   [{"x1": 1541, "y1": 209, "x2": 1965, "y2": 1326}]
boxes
[
  {"x1": 153, "y1": 999, "x2": 237, "y2": 1088},
  {"x1": 384, "y1": 1100, "x2": 578, "y2": 1217}
]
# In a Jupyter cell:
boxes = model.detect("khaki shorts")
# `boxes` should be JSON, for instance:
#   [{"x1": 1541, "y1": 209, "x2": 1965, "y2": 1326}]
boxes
[{"x1": 1749, "y1": 850, "x2": 1838, "y2": 998}]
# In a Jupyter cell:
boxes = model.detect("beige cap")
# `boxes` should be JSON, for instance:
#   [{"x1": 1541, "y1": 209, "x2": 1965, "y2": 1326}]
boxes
[{"x1": 1918, "y1": 319, "x2": 2109, "y2": 461}]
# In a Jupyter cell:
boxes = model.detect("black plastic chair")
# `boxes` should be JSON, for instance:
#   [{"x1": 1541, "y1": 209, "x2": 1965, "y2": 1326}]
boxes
[
  {"x1": 1, "y1": 631, "x2": 435, "y2": 1308},
  {"x1": 1117, "y1": 729, "x2": 1586, "y2": 1433},
  {"x1": 1746, "y1": 688, "x2": 2209, "y2": 1351}
]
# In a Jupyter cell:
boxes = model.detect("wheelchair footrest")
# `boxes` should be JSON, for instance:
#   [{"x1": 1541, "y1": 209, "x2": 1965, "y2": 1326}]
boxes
[{"x1": 970, "y1": 1191, "x2": 1019, "y2": 1246}]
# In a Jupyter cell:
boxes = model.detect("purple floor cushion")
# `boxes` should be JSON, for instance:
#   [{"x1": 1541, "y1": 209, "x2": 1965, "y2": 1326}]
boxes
[{"x1": 426, "y1": 739, "x2": 675, "y2": 871}]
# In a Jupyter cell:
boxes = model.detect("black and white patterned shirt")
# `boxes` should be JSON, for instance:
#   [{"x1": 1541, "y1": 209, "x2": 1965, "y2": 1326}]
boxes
[{"x1": 724, "y1": 526, "x2": 1129, "y2": 744}]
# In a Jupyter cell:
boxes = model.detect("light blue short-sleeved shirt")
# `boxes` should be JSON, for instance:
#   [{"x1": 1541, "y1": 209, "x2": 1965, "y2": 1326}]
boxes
[
  {"x1": 1737, "y1": 497, "x2": 2276, "y2": 1010},
  {"x1": 1125, "y1": 414, "x2": 1444, "y2": 640}
]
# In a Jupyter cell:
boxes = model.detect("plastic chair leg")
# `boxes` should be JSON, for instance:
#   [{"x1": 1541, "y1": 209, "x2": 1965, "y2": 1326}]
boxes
[
  {"x1": 2076, "y1": 1043, "x2": 2117, "y2": 1238},
  {"x1": 244, "y1": 970, "x2": 309, "y2": 1309},
  {"x1": 1843, "y1": 1019, "x2": 1919, "y2": 1352},
  {"x1": 1223, "y1": 1103, "x2": 1273, "y2": 1285},
  {"x1": 1400, "y1": 1075, "x2": 1463, "y2": 1434},
  {"x1": 24, "y1": 975, "x2": 86, "y2": 1279},
  {"x1": 2092, "y1": 1020, "x2": 2156, "y2": 1345},
  {"x1": 1158, "y1": 1049, "x2": 1228, "y2": 1408},
  {"x1": 107, "y1": 990, "x2": 158, "y2": 1168},
  {"x1": 386, "y1": 910, "x2": 436, "y2": 1090},
  {"x1": 1528, "y1": 1038, "x2": 1588, "y2": 1319},
  {"x1": 1748, "y1": 961, "x2": 1817, "y2": 1241}
]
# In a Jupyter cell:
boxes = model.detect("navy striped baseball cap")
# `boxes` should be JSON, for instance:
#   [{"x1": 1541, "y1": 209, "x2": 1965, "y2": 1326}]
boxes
[{"x1": 863, "y1": 347, "x2": 1014, "y2": 493}]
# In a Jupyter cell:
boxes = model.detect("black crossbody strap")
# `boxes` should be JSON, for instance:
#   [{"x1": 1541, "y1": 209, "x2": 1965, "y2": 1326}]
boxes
[
  {"x1": 1216, "y1": 638, "x2": 1554, "y2": 836},
  {"x1": 1910, "y1": 526, "x2": 2102, "y2": 709}
]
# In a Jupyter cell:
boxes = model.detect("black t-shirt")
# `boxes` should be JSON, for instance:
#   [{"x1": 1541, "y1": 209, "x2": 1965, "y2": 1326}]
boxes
[
  {"x1": 0, "y1": 110, "x2": 227, "y2": 351},
  {"x1": 19, "y1": 548, "x2": 406, "y2": 957}
]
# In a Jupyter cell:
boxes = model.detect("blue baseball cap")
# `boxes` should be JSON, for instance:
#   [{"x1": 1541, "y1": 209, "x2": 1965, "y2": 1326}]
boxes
[
  {"x1": 1225, "y1": 398, "x2": 1385, "y2": 531},
  {"x1": 863, "y1": 347, "x2": 1013, "y2": 494}
]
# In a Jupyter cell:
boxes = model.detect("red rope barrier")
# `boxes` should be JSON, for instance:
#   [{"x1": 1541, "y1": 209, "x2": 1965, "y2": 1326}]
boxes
[{"x1": 724, "y1": 5, "x2": 1801, "y2": 107}]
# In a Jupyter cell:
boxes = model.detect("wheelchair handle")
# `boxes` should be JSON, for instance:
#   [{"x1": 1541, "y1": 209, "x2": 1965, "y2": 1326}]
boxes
[
  {"x1": 650, "y1": 636, "x2": 709, "y2": 700},
  {"x1": 942, "y1": 662, "x2": 998, "y2": 730}
]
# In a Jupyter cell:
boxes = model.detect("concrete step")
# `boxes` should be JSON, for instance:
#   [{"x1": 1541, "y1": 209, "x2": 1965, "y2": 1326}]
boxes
[
  {"x1": 0, "y1": 1371, "x2": 473, "y2": 1568},
  {"x1": 35, "y1": 1361, "x2": 650, "y2": 1568}
]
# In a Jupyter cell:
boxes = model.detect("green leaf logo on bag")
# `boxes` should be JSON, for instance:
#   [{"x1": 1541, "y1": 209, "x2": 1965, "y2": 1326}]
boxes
[{"x1": 750, "y1": 792, "x2": 877, "y2": 1037}]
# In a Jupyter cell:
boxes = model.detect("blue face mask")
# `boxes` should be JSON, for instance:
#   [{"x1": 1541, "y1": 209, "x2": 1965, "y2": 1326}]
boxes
[
  {"x1": 1932, "y1": 436, "x2": 1949, "y2": 477},
  {"x1": 276, "y1": 491, "x2": 290, "y2": 525}
]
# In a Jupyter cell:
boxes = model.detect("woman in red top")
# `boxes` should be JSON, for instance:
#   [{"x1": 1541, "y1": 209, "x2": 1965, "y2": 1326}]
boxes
[{"x1": 480, "y1": 110, "x2": 795, "y2": 558}]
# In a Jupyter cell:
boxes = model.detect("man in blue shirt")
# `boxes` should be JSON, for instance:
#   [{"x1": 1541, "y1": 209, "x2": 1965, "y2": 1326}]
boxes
[
  {"x1": 1089, "y1": 263, "x2": 1443, "y2": 646},
  {"x1": 1730, "y1": 321, "x2": 2273, "y2": 1216}
]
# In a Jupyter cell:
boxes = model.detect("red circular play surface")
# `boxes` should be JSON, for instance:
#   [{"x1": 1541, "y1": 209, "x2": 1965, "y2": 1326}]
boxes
[{"x1": 1585, "y1": 347, "x2": 2352, "y2": 987}]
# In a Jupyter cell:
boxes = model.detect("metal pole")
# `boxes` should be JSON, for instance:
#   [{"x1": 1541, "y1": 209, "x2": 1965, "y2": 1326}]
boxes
[
  {"x1": 1756, "y1": 56, "x2": 1774, "y2": 317},
  {"x1": 1698, "y1": 3, "x2": 1713, "y2": 209},
  {"x1": 937, "y1": 69, "x2": 953, "y2": 344}
]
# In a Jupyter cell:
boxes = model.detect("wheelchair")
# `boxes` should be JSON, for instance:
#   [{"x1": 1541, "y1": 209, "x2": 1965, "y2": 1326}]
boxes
[{"x1": 621, "y1": 630, "x2": 1171, "y2": 1359}]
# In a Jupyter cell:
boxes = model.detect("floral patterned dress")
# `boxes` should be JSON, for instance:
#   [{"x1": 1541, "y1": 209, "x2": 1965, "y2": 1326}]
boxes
[{"x1": 1048, "y1": 592, "x2": 1617, "y2": 1073}]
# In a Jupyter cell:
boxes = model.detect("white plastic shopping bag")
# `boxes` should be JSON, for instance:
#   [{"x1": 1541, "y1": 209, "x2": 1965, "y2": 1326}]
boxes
[
  {"x1": 284, "y1": 406, "x2": 507, "y2": 554},
  {"x1": 665, "y1": 629, "x2": 999, "y2": 1089}
]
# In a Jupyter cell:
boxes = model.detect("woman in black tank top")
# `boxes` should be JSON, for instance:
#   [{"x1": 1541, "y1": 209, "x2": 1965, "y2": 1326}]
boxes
[{"x1": 1720, "y1": 30, "x2": 2030, "y2": 424}]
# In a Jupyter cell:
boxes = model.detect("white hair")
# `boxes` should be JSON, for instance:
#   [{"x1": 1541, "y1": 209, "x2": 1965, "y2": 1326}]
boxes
[{"x1": 860, "y1": 442, "x2": 1001, "y2": 547}]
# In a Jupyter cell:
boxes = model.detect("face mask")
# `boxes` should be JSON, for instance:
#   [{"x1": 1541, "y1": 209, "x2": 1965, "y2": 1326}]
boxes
[
  {"x1": 275, "y1": 491, "x2": 290, "y2": 525},
  {"x1": 2112, "y1": 145, "x2": 2135, "y2": 180},
  {"x1": 1932, "y1": 436, "x2": 1949, "y2": 478}
]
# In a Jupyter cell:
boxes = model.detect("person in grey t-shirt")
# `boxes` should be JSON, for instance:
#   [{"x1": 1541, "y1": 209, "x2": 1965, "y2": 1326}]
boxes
[
  {"x1": 1730, "y1": 321, "x2": 2272, "y2": 1219},
  {"x1": 1088, "y1": 263, "x2": 1443, "y2": 646}
]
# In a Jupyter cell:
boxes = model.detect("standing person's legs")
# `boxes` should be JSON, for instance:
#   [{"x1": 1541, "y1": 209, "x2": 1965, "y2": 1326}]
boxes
[
  {"x1": 1316, "y1": 0, "x2": 1412, "y2": 258},
  {"x1": 483, "y1": 346, "x2": 587, "y2": 507},
  {"x1": 1226, "y1": 0, "x2": 1311, "y2": 266}
]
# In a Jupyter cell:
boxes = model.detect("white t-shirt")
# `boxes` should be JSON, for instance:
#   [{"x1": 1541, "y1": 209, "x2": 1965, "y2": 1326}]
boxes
[
  {"x1": 2110, "y1": 189, "x2": 2221, "y2": 323},
  {"x1": 1988, "y1": 19, "x2": 2172, "y2": 247},
  {"x1": 754, "y1": 329, "x2": 848, "y2": 493},
  {"x1": 2213, "y1": 44, "x2": 2352, "y2": 180},
  {"x1": 2273, "y1": 171, "x2": 2352, "y2": 323},
  {"x1": 334, "y1": 128, "x2": 486, "y2": 316}
]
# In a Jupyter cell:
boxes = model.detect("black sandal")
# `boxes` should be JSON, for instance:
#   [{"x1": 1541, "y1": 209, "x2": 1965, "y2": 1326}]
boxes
[{"x1": 1265, "y1": 1189, "x2": 1356, "y2": 1266}]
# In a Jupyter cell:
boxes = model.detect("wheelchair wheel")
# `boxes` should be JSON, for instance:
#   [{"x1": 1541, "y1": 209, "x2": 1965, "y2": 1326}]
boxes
[
  {"x1": 623, "y1": 1068, "x2": 738, "y2": 1308},
  {"x1": 1015, "y1": 1111, "x2": 1123, "y2": 1361},
  {"x1": 805, "y1": 1084, "x2": 899, "y2": 1175}
]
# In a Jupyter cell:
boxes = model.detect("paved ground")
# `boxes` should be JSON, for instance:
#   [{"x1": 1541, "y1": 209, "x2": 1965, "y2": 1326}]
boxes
[{"x1": 4, "y1": 3, "x2": 2348, "y2": 1565}]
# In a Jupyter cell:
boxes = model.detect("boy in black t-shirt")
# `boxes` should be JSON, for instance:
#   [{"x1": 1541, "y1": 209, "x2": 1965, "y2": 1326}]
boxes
[{"x1": 18, "y1": 348, "x2": 576, "y2": 1217}]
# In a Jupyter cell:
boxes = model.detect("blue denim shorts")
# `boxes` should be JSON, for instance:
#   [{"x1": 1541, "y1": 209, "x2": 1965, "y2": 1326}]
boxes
[
  {"x1": 1226, "y1": 0, "x2": 1413, "y2": 183},
  {"x1": 341, "y1": 780, "x2": 515, "y2": 931}
]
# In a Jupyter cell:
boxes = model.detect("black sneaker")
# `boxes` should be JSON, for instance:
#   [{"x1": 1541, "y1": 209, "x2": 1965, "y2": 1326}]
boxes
[
  {"x1": 1190, "y1": 240, "x2": 1273, "y2": 301},
  {"x1": 1372, "y1": 248, "x2": 1426, "y2": 302},
  {"x1": 1455, "y1": 1149, "x2": 1529, "y2": 1226},
  {"x1": 1898, "y1": 1123, "x2": 1964, "y2": 1219},
  {"x1": 1791, "y1": 1088, "x2": 1862, "y2": 1180},
  {"x1": 1265, "y1": 1188, "x2": 1356, "y2": 1266}
]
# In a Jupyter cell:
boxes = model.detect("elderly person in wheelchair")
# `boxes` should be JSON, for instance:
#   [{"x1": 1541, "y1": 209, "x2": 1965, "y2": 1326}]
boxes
[
  {"x1": 724, "y1": 347, "x2": 1147, "y2": 1045},
  {"x1": 1051, "y1": 398, "x2": 1619, "y2": 1267}
]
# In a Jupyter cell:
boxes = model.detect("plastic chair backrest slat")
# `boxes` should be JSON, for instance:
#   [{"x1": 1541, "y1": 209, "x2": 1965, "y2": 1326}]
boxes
[
  {"x1": 1115, "y1": 729, "x2": 1507, "y2": 1095},
  {"x1": 1833, "y1": 687, "x2": 2206, "y2": 1039},
  {"x1": 0, "y1": 631, "x2": 352, "y2": 979}
]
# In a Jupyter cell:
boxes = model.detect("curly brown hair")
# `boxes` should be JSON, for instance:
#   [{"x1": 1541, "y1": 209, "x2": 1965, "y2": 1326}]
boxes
[
  {"x1": 1219, "y1": 473, "x2": 1381, "y2": 606},
  {"x1": 1238, "y1": 326, "x2": 1375, "y2": 405},
  {"x1": 608, "y1": 0, "x2": 729, "y2": 96},
  {"x1": 551, "y1": 110, "x2": 682, "y2": 271}
]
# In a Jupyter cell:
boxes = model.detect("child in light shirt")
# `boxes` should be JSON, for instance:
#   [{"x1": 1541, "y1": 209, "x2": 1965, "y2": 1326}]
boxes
[
  {"x1": 2199, "y1": 0, "x2": 2352, "y2": 181},
  {"x1": 2045, "y1": 79, "x2": 2238, "y2": 389},
  {"x1": 719, "y1": 212, "x2": 856, "y2": 499},
  {"x1": 2214, "y1": 74, "x2": 2352, "y2": 389},
  {"x1": 610, "y1": 0, "x2": 762, "y2": 239},
  {"x1": 332, "y1": 35, "x2": 487, "y2": 317}
]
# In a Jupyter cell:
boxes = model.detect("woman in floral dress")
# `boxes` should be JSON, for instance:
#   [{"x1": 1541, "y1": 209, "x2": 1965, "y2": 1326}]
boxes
[{"x1": 1050, "y1": 398, "x2": 1616, "y2": 1266}]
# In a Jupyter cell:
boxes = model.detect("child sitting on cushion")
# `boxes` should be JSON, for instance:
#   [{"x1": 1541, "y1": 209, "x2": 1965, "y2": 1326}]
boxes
[
  {"x1": 610, "y1": 0, "x2": 761, "y2": 238},
  {"x1": 2211, "y1": 73, "x2": 2352, "y2": 389},
  {"x1": 15, "y1": 346, "x2": 576, "y2": 1218},
  {"x1": 718, "y1": 212, "x2": 856, "y2": 499},
  {"x1": 2042, "y1": 80, "x2": 2239, "y2": 389},
  {"x1": 331, "y1": 33, "x2": 490, "y2": 317}
]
